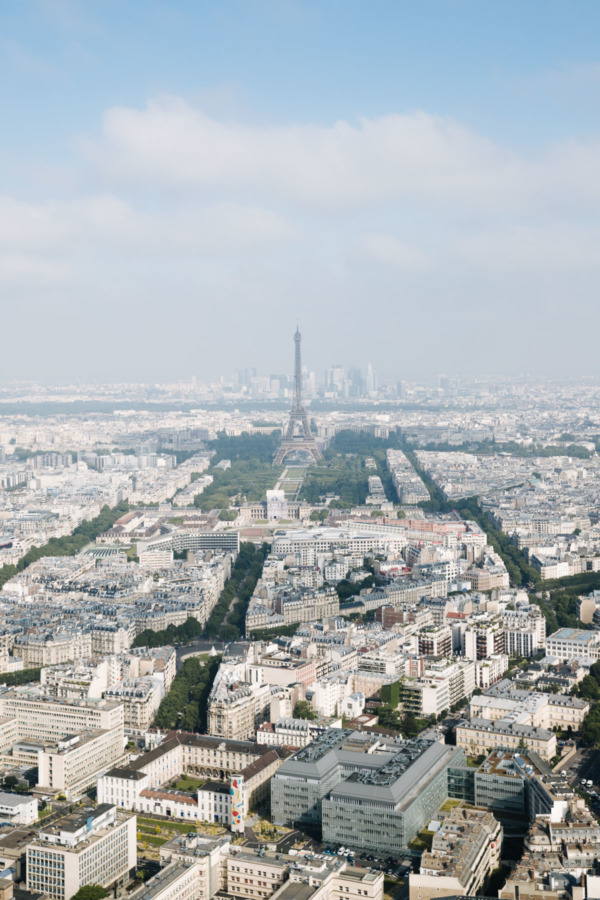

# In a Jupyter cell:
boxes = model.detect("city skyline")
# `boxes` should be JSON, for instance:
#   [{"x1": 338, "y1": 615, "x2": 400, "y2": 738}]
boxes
[
  {"x1": 2, "y1": 1, "x2": 600, "y2": 381},
  {"x1": 2, "y1": 4, "x2": 600, "y2": 889}
]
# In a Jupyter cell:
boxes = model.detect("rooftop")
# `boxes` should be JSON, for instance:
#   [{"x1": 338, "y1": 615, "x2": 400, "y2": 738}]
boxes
[{"x1": 549, "y1": 628, "x2": 600, "y2": 643}]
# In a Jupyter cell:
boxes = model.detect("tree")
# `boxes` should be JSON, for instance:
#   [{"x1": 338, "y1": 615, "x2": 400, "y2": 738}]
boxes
[
  {"x1": 578, "y1": 675, "x2": 600, "y2": 701},
  {"x1": 377, "y1": 705, "x2": 402, "y2": 730},
  {"x1": 381, "y1": 681, "x2": 400, "y2": 710},
  {"x1": 402, "y1": 712, "x2": 419, "y2": 737},
  {"x1": 71, "y1": 886, "x2": 108, "y2": 900},
  {"x1": 3, "y1": 775, "x2": 18, "y2": 790},
  {"x1": 154, "y1": 655, "x2": 221, "y2": 732},
  {"x1": 582, "y1": 708, "x2": 600, "y2": 746},
  {"x1": 293, "y1": 701, "x2": 317, "y2": 720}
]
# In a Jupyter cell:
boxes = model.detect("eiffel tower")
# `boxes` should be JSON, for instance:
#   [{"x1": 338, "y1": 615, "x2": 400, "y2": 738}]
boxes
[{"x1": 274, "y1": 327, "x2": 323, "y2": 465}]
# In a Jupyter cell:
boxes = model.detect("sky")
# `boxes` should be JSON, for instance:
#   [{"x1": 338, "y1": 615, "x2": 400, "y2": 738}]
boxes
[{"x1": 2, "y1": 0, "x2": 600, "y2": 383}]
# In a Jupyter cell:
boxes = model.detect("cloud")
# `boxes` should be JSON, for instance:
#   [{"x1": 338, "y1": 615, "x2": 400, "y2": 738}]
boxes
[
  {"x1": 353, "y1": 232, "x2": 433, "y2": 271},
  {"x1": 0, "y1": 196, "x2": 71, "y2": 250},
  {"x1": 4, "y1": 94, "x2": 600, "y2": 380},
  {"x1": 0, "y1": 194, "x2": 296, "y2": 275},
  {"x1": 0, "y1": 253, "x2": 72, "y2": 288},
  {"x1": 84, "y1": 95, "x2": 600, "y2": 215},
  {"x1": 456, "y1": 222, "x2": 600, "y2": 271}
]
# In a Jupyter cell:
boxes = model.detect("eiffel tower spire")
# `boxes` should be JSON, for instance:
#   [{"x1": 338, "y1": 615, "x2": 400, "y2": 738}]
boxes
[{"x1": 274, "y1": 327, "x2": 323, "y2": 465}]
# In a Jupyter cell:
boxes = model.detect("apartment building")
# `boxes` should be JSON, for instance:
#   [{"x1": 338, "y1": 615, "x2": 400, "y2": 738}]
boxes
[
  {"x1": 40, "y1": 661, "x2": 110, "y2": 700},
  {"x1": 256, "y1": 718, "x2": 328, "y2": 749},
  {"x1": 159, "y1": 832, "x2": 384, "y2": 900},
  {"x1": 546, "y1": 628, "x2": 600, "y2": 662},
  {"x1": 89, "y1": 623, "x2": 135, "y2": 656},
  {"x1": 418, "y1": 626, "x2": 453, "y2": 659},
  {"x1": 0, "y1": 689, "x2": 124, "y2": 741},
  {"x1": 36, "y1": 727, "x2": 127, "y2": 797},
  {"x1": 13, "y1": 632, "x2": 92, "y2": 668},
  {"x1": 501, "y1": 608, "x2": 546, "y2": 656},
  {"x1": 469, "y1": 682, "x2": 589, "y2": 731},
  {"x1": 402, "y1": 659, "x2": 476, "y2": 718},
  {"x1": 105, "y1": 679, "x2": 161, "y2": 735},
  {"x1": 26, "y1": 805, "x2": 136, "y2": 900},
  {"x1": 463, "y1": 617, "x2": 505, "y2": 660},
  {"x1": 474, "y1": 655, "x2": 510, "y2": 690},
  {"x1": 409, "y1": 807, "x2": 502, "y2": 900},
  {"x1": 0, "y1": 793, "x2": 37, "y2": 825},
  {"x1": 125, "y1": 646, "x2": 177, "y2": 691},
  {"x1": 159, "y1": 832, "x2": 227, "y2": 899},
  {"x1": 456, "y1": 718, "x2": 557, "y2": 762},
  {"x1": 207, "y1": 682, "x2": 272, "y2": 741},
  {"x1": 129, "y1": 862, "x2": 203, "y2": 900},
  {"x1": 275, "y1": 589, "x2": 339, "y2": 626}
]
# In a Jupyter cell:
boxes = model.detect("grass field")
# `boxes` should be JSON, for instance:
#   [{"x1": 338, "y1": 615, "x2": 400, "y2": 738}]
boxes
[
  {"x1": 137, "y1": 817, "x2": 199, "y2": 835},
  {"x1": 173, "y1": 777, "x2": 206, "y2": 791},
  {"x1": 137, "y1": 833, "x2": 169, "y2": 846},
  {"x1": 409, "y1": 828, "x2": 434, "y2": 851},
  {"x1": 438, "y1": 798, "x2": 463, "y2": 812}
]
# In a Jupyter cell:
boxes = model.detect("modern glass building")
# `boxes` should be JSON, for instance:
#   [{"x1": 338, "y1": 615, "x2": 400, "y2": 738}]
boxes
[{"x1": 271, "y1": 729, "x2": 468, "y2": 853}]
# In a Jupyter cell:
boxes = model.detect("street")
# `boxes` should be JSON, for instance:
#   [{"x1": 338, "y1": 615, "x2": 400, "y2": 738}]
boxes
[{"x1": 568, "y1": 747, "x2": 600, "y2": 791}]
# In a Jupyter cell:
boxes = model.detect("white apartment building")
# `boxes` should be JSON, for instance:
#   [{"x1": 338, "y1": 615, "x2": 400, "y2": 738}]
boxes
[
  {"x1": 462, "y1": 617, "x2": 505, "y2": 661},
  {"x1": 26, "y1": 805, "x2": 136, "y2": 900},
  {"x1": 256, "y1": 717, "x2": 328, "y2": 748},
  {"x1": 278, "y1": 590, "x2": 340, "y2": 626},
  {"x1": 13, "y1": 632, "x2": 92, "y2": 668},
  {"x1": 456, "y1": 718, "x2": 557, "y2": 762},
  {"x1": 0, "y1": 792, "x2": 38, "y2": 825},
  {"x1": 0, "y1": 653, "x2": 24, "y2": 675},
  {"x1": 207, "y1": 682, "x2": 272, "y2": 741},
  {"x1": 105, "y1": 678, "x2": 162, "y2": 735},
  {"x1": 37, "y1": 727, "x2": 127, "y2": 797},
  {"x1": 474, "y1": 655, "x2": 509, "y2": 690},
  {"x1": 129, "y1": 862, "x2": 203, "y2": 900},
  {"x1": 159, "y1": 833, "x2": 384, "y2": 900},
  {"x1": 546, "y1": 627, "x2": 600, "y2": 662},
  {"x1": 469, "y1": 683, "x2": 589, "y2": 732},
  {"x1": 90, "y1": 623, "x2": 135, "y2": 656},
  {"x1": 501, "y1": 608, "x2": 546, "y2": 653},
  {"x1": 40, "y1": 661, "x2": 111, "y2": 700},
  {"x1": 402, "y1": 659, "x2": 476, "y2": 717},
  {"x1": 0, "y1": 690, "x2": 124, "y2": 741}
]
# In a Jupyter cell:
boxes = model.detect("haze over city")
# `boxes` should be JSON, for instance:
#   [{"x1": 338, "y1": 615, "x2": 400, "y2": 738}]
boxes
[{"x1": 2, "y1": 0, "x2": 600, "y2": 380}]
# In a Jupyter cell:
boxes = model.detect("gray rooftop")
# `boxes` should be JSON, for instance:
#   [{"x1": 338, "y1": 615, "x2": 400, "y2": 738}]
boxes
[{"x1": 0, "y1": 792, "x2": 34, "y2": 809}]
